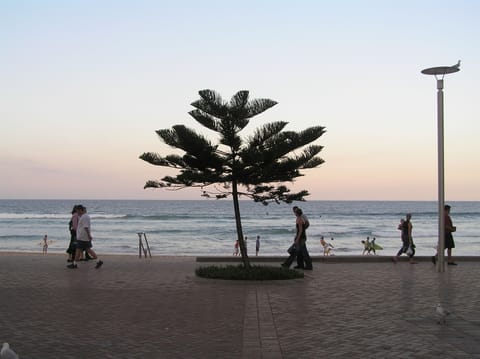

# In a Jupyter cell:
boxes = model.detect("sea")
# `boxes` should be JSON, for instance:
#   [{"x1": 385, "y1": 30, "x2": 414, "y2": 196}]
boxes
[{"x1": 0, "y1": 200, "x2": 478, "y2": 257}]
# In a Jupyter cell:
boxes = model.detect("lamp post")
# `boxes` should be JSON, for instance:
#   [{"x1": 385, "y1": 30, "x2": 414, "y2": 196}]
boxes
[{"x1": 421, "y1": 61, "x2": 460, "y2": 273}]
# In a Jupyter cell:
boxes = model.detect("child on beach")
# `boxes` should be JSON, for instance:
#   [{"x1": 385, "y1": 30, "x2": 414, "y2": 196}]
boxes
[
  {"x1": 320, "y1": 236, "x2": 334, "y2": 256},
  {"x1": 233, "y1": 239, "x2": 239, "y2": 256},
  {"x1": 42, "y1": 234, "x2": 49, "y2": 254}
]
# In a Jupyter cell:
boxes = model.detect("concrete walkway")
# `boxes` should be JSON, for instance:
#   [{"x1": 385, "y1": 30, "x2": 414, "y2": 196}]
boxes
[{"x1": 0, "y1": 253, "x2": 479, "y2": 358}]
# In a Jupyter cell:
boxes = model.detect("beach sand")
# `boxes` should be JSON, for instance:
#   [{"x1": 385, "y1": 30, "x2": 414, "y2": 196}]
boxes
[{"x1": 1, "y1": 252, "x2": 479, "y2": 358}]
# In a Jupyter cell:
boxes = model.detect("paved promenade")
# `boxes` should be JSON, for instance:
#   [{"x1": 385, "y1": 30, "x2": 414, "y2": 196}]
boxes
[{"x1": 1, "y1": 253, "x2": 479, "y2": 358}]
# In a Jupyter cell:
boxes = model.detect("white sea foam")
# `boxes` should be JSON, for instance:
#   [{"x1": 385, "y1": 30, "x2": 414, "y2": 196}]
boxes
[{"x1": 0, "y1": 200, "x2": 478, "y2": 256}]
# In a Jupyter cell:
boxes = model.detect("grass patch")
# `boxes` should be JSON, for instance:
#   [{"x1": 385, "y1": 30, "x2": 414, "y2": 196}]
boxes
[{"x1": 195, "y1": 264, "x2": 304, "y2": 280}]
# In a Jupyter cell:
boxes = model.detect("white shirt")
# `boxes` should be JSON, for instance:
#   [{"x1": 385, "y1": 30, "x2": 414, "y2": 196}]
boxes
[{"x1": 76, "y1": 213, "x2": 91, "y2": 242}]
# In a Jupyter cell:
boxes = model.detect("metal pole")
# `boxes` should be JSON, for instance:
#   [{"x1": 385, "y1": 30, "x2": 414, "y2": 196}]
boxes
[
  {"x1": 422, "y1": 62, "x2": 459, "y2": 272},
  {"x1": 436, "y1": 79, "x2": 445, "y2": 272}
]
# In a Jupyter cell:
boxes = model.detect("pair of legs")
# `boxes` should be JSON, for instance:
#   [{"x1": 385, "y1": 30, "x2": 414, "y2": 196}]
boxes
[
  {"x1": 67, "y1": 232, "x2": 77, "y2": 261},
  {"x1": 393, "y1": 242, "x2": 416, "y2": 263},
  {"x1": 282, "y1": 246, "x2": 296, "y2": 268},
  {"x1": 446, "y1": 248, "x2": 453, "y2": 262},
  {"x1": 74, "y1": 246, "x2": 97, "y2": 262},
  {"x1": 296, "y1": 240, "x2": 312, "y2": 269},
  {"x1": 67, "y1": 233, "x2": 92, "y2": 261},
  {"x1": 282, "y1": 240, "x2": 312, "y2": 270},
  {"x1": 68, "y1": 241, "x2": 103, "y2": 269},
  {"x1": 432, "y1": 234, "x2": 456, "y2": 265},
  {"x1": 432, "y1": 247, "x2": 456, "y2": 265}
]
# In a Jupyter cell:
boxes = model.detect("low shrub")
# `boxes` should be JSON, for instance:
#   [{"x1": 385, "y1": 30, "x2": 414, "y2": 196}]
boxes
[{"x1": 195, "y1": 264, "x2": 304, "y2": 280}]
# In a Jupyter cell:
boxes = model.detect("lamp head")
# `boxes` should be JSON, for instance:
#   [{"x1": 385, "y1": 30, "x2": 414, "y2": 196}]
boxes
[{"x1": 422, "y1": 60, "x2": 461, "y2": 76}]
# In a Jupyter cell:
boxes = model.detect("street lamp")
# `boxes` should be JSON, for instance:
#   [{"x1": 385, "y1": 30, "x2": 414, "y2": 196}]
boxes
[{"x1": 421, "y1": 61, "x2": 460, "y2": 273}]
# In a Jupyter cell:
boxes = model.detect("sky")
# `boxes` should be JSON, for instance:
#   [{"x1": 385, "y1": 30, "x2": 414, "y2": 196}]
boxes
[{"x1": 1, "y1": 0, "x2": 479, "y2": 201}]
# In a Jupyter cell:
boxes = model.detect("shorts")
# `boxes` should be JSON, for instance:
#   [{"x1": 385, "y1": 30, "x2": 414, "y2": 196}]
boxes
[
  {"x1": 445, "y1": 233, "x2": 455, "y2": 249},
  {"x1": 76, "y1": 240, "x2": 92, "y2": 250}
]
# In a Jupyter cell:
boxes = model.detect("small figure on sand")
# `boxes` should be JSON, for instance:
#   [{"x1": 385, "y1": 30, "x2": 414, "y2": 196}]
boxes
[
  {"x1": 320, "y1": 236, "x2": 334, "y2": 256},
  {"x1": 42, "y1": 234, "x2": 49, "y2": 254},
  {"x1": 233, "y1": 239, "x2": 239, "y2": 256},
  {"x1": 255, "y1": 235, "x2": 260, "y2": 256}
]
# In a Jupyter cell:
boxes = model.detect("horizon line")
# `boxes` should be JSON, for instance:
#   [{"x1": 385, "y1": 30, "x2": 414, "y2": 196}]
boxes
[{"x1": 1, "y1": 198, "x2": 479, "y2": 202}]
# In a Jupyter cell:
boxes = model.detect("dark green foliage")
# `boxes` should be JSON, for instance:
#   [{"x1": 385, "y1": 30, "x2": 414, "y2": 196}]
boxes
[
  {"x1": 140, "y1": 89, "x2": 326, "y2": 268},
  {"x1": 140, "y1": 89, "x2": 326, "y2": 203},
  {"x1": 195, "y1": 265, "x2": 304, "y2": 280}
]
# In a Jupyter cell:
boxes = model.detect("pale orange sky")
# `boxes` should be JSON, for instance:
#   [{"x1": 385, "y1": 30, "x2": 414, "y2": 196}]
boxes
[{"x1": 1, "y1": 1, "x2": 479, "y2": 201}]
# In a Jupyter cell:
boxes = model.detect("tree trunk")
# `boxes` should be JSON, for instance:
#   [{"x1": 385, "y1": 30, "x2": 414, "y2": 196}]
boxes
[{"x1": 232, "y1": 180, "x2": 250, "y2": 268}]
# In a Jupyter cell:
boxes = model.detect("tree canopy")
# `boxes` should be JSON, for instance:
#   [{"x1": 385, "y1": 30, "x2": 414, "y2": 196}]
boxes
[
  {"x1": 140, "y1": 89, "x2": 326, "y2": 267},
  {"x1": 140, "y1": 89, "x2": 326, "y2": 204}
]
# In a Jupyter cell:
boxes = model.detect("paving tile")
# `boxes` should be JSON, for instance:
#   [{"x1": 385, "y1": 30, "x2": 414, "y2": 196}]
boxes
[{"x1": 0, "y1": 254, "x2": 479, "y2": 358}]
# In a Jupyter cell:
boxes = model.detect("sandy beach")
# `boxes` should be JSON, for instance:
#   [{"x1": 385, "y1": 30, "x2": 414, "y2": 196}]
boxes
[{"x1": 1, "y1": 252, "x2": 479, "y2": 358}]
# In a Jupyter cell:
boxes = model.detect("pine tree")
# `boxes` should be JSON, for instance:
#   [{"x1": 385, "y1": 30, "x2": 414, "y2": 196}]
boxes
[{"x1": 140, "y1": 89, "x2": 326, "y2": 267}]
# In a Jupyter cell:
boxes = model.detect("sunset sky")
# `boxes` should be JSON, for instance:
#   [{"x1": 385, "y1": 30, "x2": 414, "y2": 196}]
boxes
[{"x1": 1, "y1": 0, "x2": 479, "y2": 201}]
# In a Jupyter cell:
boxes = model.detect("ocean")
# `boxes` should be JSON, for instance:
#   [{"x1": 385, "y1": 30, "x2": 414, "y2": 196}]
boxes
[{"x1": 0, "y1": 200, "x2": 478, "y2": 257}]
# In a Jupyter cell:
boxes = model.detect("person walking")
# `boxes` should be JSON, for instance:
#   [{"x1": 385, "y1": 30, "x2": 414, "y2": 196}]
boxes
[
  {"x1": 67, "y1": 205, "x2": 103, "y2": 269},
  {"x1": 432, "y1": 204, "x2": 457, "y2": 266},
  {"x1": 66, "y1": 205, "x2": 79, "y2": 262},
  {"x1": 255, "y1": 235, "x2": 260, "y2": 256},
  {"x1": 282, "y1": 207, "x2": 312, "y2": 270},
  {"x1": 294, "y1": 206, "x2": 311, "y2": 269},
  {"x1": 294, "y1": 207, "x2": 312, "y2": 270},
  {"x1": 392, "y1": 213, "x2": 416, "y2": 264}
]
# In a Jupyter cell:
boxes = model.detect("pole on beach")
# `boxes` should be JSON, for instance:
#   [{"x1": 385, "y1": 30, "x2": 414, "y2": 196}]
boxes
[
  {"x1": 137, "y1": 232, "x2": 152, "y2": 258},
  {"x1": 421, "y1": 61, "x2": 460, "y2": 273}
]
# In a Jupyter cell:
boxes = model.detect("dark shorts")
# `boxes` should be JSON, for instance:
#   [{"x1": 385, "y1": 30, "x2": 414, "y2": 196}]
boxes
[
  {"x1": 445, "y1": 233, "x2": 455, "y2": 249},
  {"x1": 76, "y1": 240, "x2": 92, "y2": 250}
]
